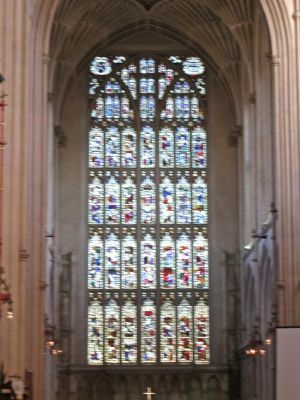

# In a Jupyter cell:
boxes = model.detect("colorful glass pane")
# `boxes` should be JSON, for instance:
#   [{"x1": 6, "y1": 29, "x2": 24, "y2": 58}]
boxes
[
  {"x1": 105, "y1": 297, "x2": 120, "y2": 363},
  {"x1": 140, "y1": 95, "x2": 155, "y2": 120},
  {"x1": 161, "y1": 298, "x2": 176, "y2": 363},
  {"x1": 191, "y1": 96, "x2": 200, "y2": 120},
  {"x1": 141, "y1": 173, "x2": 156, "y2": 224},
  {"x1": 169, "y1": 56, "x2": 182, "y2": 64},
  {"x1": 91, "y1": 97, "x2": 104, "y2": 121},
  {"x1": 105, "y1": 174, "x2": 120, "y2": 224},
  {"x1": 90, "y1": 57, "x2": 112, "y2": 75},
  {"x1": 175, "y1": 96, "x2": 190, "y2": 119},
  {"x1": 121, "y1": 97, "x2": 131, "y2": 120},
  {"x1": 182, "y1": 57, "x2": 205, "y2": 75},
  {"x1": 159, "y1": 77, "x2": 168, "y2": 99},
  {"x1": 113, "y1": 56, "x2": 126, "y2": 64},
  {"x1": 141, "y1": 126, "x2": 155, "y2": 167},
  {"x1": 88, "y1": 55, "x2": 209, "y2": 366},
  {"x1": 174, "y1": 80, "x2": 190, "y2": 93},
  {"x1": 140, "y1": 78, "x2": 155, "y2": 93},
  {"x1": 160, "y1": 174, "x2": 175, "y2": 224},
  {"x1": 194, "y1": 293, "x2": 210, "y2": 364},
  {"x1": 88, "y1": 230, "x2": 103, "y2": 289},
  {"x1": 105, "y1": 126, "x2": 120, "y2": 167},
  {"x1": 176, "y1": 175, "x2": 191, "y2": 224},
  {"x1": 160, "y1": 233, "x2": 175, "y2": 289},
  {"x1": 88, "y1": 296, "x2": 103, "y2": 364},
  {"x1": 177, "y1": 297, "x2": 193, "y2": 363},
  {"x1": 122, "y1": 175, "x2": 136, "y2": 224},
  {"x1": 89, "y1": 127, "x2": 104, "y2": 168},
  {"x1": 192, "y1": 127, "x2": 207, "y2": 168},
  {"x1": 140, "y1": 58, "x2": 155, "y2": 74},
  {"x1": 121, "y1": 68, "x2": 137, "y2": 98},
  {"x1": 89, "y1": 78, "x2": 99, "y2": 95},
  {"x1": 193, "y1": 230, "x2": 209, "y2": 288},
  {"x1": 89, "y1": 171, "x2": 103, "y2": 224},
  {"x1": 176, "y1": 126, "x2": 190, "y2": 167},
  {"x1": 141, "y1": 296, "x2": 156, "y2": 363},
  {"x1": 122, "y1": 128, "x2": 136, "y2": 167},
  {"x1": 122, "y1": 234, "x2": 137, "y2": 289},
  {"x1": 195, "y1": 77, "x2": 206, "y2": 95},
  {"x1": 161, "y1": 96, "x2": 174, "y2": 120},
  {"x1": 141, "y1": 233, "x2": 156, "y2": 289},
  {"x1": 192, "y1": 173, "x2": 208, "y2": 224},
  {"x1": 159, "y1": 128, "x2": 174, "y2": 167},
  {"x1": 121, "y1": 297, "x2": 137, "y2": 363},
  {"x1": 177, "y1": 233, "x2": 192, "y2": 288},
  {"x1": 105, "y1": 233, "x2": 120, "y2": 289},
  {"x1": 105, "y1": 80, "x2": 121, "y2": 94}
]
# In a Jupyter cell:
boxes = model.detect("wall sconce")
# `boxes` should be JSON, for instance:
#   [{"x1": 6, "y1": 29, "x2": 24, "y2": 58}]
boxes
[
  {"x1": 245, "y1": 326, "x2": 266, "y2": 356},
  {"x1": 44, "y1": 316, "x2": 63, "y2": 356},
  {"x1": 0, "y1": 267, "x2": 14, "y2": 320}
]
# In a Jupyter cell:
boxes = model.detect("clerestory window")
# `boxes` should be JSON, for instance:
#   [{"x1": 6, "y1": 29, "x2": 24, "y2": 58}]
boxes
[{"x1": 87, "y1": 55, "x2": 209, "y2": 365}]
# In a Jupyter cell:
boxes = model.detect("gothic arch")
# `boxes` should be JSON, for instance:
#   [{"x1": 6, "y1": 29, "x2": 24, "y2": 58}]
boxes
[{"x1": 15, "y1": 1, "x2": 294, "y2": 399}]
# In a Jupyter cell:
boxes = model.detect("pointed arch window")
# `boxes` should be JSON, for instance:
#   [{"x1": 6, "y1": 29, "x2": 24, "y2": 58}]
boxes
[{"x1": 87, "y1": 55, "x2": 209, "y2": 365}]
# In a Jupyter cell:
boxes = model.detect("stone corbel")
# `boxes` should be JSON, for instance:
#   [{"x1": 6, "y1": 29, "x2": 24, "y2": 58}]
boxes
[
  {"x1": 248, "y1": 92, "x2": 256, "y2": 104},
  {"x1": 55, "y1": 125, "x2": 67, "y2": 146},
  {"x1": 19, "y1": 249, "x2": 30, "y2": 261},
  {"x1": 228, "y1": 125, "x2": 242, "y2": 147}
]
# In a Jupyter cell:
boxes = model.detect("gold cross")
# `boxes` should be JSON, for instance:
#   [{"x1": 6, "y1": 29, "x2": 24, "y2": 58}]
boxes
[{"x1": 143, "y1": 387, "x2": 155, "y2": 400}]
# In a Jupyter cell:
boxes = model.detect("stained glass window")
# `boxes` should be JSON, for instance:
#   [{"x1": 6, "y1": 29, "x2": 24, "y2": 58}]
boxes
[{"x1": 88, "y1": 55, "x2": 209, "y2": 366}]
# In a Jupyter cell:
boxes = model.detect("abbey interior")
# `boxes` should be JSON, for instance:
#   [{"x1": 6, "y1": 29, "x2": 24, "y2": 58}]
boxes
[{"x1": 0, "y1": 1, "x2": 300, "y2": 399}]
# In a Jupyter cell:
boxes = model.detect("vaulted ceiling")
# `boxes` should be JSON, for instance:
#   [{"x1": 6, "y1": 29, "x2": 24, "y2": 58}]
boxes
[{"x1": 50, "y1": 0, "x2": 267, "y2": 121}]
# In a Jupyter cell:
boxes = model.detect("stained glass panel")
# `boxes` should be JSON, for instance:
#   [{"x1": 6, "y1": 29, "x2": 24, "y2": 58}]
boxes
[
  {"x1": 176, "y1": 126, "x2": 190, "y2": 167},
  {"x1": 194, "y1": 293, "x2": 210, "y2": 364},
  {"x1": 105, "y1": 296, "x2": 120, "y2": 363},
  {"x1": 193, "y1": 229, "x2": 209, "y2": 289},
  {"x1": 122, "y1": 174, "x2": 136, "y2": 224},
  {"x1": 192, "y1": 172, "x2": 208, "y2": 224},
  {"x1": 105, "y1": 173, "x2": 120, "y2": 224},
  {"x1": 141, "y1": 126, "x2": 155, "y2": 167},
  {"x1": 122, "y1": 232, "x2": 137, "y2": 289},
  {"x1": 140, "y1": 58, "x2": 155, "y2": 74},
  {"x1": 121, "y1": 295, "x2": 138, "y2": 363},
  {"x1": 91, "y1": 97, "x2": 104, "y2": 121},
  {"x1": 161, "y1": 295, "x2": 176, "y2": 363},
  {"x1": 159, "y1": 128, "x2": 174, "y2": 167},
  {"x1": 160, "y1": 173, "x2": 175, "y2": 224},
  {"x1": 88, "y1": 55, "x2": 209, "y2": 366},
  {"x1": 105, "y1": 232, "x2": 120, "y2": 289},
  {"x1": 192, "y1": 127, "x2": 207, "y2": 168},
  {"x1": 160, "y1": 232, "x2": 175, "y2": 289},
  {"x1": 89, "y1": 127, "x2": 104, "y2": 168},
  {"x1": 141, "y1": 231, "x2": 156, "y2": 289},
  {"x1": 177, "y1": 232, "x2": 192, "y2": 288},
  {"x1": 105, "y1": 126, "x2": 120, "y2": 167},
  {"x1": 140, "y1": 95, "x2": 155, "y2": 121},
  {"x1": 141, "y1": 172, "x2": 156, "y2": 224},
  {"x1": 88, "y1": 294, "x2": 103, "y2": 364},
  {"x1": 182, "y1": 57, "x2": 205, "y2": 75},
  {"x1": 89, "y1": 171, "x2": 103, "y2": 224},
  {"x1": 176, "y1": 174, "x2": 191, "y2": 224},
  {"x1": 178, "y1": 295, "x2": 193, "y2": 363},
  {"x1": 88, "y1": 229, "x2": 103, "y2": 289},
  {"x1": 141, "y1": 294, "x2": 156, "y2": 363}
]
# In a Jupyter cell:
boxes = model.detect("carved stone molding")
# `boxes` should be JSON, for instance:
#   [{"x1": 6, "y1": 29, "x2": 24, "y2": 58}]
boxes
[
  {"x1": 19, "y1": 249, "x2": 30, "y2": 261},
  {"x1": 248, "y1": 92, "x2": 256, "y2": 104},
  {"x1": 58, "y1": 370, "x2": 230, "y2": 400},
  {"x1": 132, "y1": 0, "x2": 162, "y2": 11},
  {"x1": 55, "y1": 125, "x2": 67, "y2": 146},
  {"x1": 39, "y1": 280, "x2": 49, "y2": 290},
  {"x1": 228, "y1": 125, "x2": 242, "y2": 147}
]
